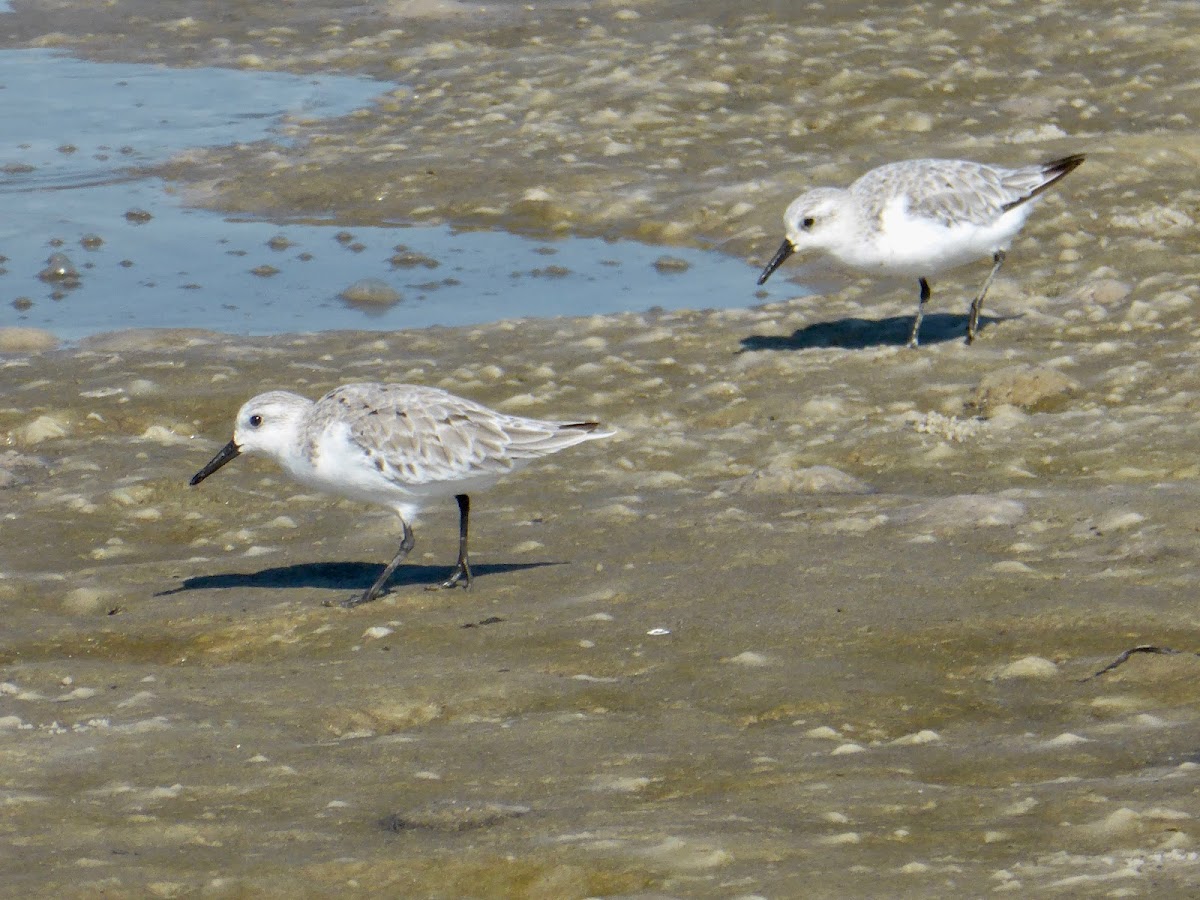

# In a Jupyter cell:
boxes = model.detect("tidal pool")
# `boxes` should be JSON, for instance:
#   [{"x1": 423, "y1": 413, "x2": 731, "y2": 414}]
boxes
[{"x1": 0, "y1": 50, "x2": 774, "y2": 340}]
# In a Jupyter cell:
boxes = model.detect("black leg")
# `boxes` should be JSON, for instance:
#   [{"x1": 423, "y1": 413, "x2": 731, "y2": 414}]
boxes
[
  {"x1": 437, "y1": 494, "x2": 472, "y2": 590},
  {"x1": 339, "y1": 519, "x2": 416, "y2": 608},
  {"x1": 967, "y1": 250, "x2": 1005, "y2": 344},
  {"x1": 907, "y1": 277, "x2": 931, "y2": 348}
]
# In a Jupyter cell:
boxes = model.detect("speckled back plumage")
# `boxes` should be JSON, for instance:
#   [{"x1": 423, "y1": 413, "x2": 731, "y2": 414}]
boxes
[
  {"x1": 851, "y1": 155, "x2": 1085, "y2": 229},
  {"x1": 305, "y1": 383, "x2": 609, "y2": 487}
]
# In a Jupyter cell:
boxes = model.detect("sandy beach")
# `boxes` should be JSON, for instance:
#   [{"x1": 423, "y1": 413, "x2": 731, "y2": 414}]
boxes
[{"x1": 3, "y1": 0, "x2": 1200, "y2": 896}]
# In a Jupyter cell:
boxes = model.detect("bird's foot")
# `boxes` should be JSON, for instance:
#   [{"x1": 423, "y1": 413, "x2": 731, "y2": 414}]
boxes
[
  {"x1": 429, "y1": 562, "x2": 472, "y2": 591},
  {"x1": 327, "y1": 590, "x2": 380, "y2": 608}
]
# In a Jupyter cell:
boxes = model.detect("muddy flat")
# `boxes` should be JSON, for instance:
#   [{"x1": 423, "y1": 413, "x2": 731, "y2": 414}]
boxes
[{"x1": 2, "y1": 1, "x2": 1200, "y2": 896}]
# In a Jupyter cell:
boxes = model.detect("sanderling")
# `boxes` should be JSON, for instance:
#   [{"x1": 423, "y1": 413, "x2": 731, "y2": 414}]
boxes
[
  {"x1": 190, "y1": 383, "x2": 614, "y2": 607},
  {"x1": 757, "y1": 154, "x2": 1086, "y2": 347}
]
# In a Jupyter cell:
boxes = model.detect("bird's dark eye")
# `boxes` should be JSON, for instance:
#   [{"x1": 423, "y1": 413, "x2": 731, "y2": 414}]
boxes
[
  {"x1": 249, "y1": 414, "x2": 263, "y2": 428},
  {"x1": 801, "y1": 217, "x2": 815, "y2": 230}
]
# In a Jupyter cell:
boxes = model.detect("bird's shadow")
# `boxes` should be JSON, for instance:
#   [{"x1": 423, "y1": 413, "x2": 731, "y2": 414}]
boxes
[
  {"x1": 156, "y1": 560, "x2": 560, "y2": 597},
  {"x1": 739, "y1": 311, "x2": 1016, "y2": 352}
]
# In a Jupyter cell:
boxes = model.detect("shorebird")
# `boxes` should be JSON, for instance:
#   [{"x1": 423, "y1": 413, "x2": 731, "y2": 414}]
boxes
[
  {"x1": 757, "y1": 153, "x2": 1086, "y2": 346},
  {"x1": 191, "y1": 383, "x2": 614, "y2": 606}
]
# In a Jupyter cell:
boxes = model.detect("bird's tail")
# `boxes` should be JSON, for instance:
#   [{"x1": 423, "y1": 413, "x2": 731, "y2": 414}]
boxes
[
  {"x1": 503, "y1": 419, "x2": 615, "y2": 459},
  {"x1": 556, "y1": 421, "x2": 617, "y2": 442},
  {"x1": 1001, "y1": 153, "x2": 1086, "y2": 212}
]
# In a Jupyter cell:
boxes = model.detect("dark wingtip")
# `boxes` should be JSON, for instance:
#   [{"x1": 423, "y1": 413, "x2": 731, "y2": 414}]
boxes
[
  {"x1": 1002, "y1": 153, "x2": 1088, "y2": 213},
  {"x1": 560, "y1": 421, "x2": 617, "y2": 440},
  {"x1": 1046, "y1": 153, "x2": 1087, "y2": 176}
]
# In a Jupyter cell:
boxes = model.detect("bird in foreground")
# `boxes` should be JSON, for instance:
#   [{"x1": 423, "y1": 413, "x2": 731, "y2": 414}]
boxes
[
  {"x1": 757, "y1": 153, "x2": 1086, "y2": 347},
  {"x1": 190, "y1": 383, "x2": 615, "y2": 607}
]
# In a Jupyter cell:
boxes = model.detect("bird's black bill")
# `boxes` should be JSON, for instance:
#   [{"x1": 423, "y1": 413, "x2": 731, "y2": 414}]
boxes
[
  {"x1": 757, "y1": 239, "x2": 795, "y2": 285},
  {"x1": 190, "y1": 440, "x2": 241, "y2": 486}
]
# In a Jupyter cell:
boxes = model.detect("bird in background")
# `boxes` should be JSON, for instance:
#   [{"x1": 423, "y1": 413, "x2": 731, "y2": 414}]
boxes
[
  {"x1": 757, "y1": 153, "x2": 1086, "y2": 347},
  {"x1": 190, "y1": 383, "x2": 614, "y2": 607}
]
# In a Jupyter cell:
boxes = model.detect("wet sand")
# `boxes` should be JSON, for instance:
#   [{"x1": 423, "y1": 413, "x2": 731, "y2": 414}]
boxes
[{"x1": 4, "y1": 0, "x2": 1200, "y2": 896}]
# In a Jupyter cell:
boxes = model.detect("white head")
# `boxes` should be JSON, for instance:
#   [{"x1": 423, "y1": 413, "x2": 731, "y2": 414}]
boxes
[
  {"x1": 190, "y1": 391, "x2": 313, "y2": 486},
  {"x1": 757, "y1": 187, "x2": 848, "y2": 285}
]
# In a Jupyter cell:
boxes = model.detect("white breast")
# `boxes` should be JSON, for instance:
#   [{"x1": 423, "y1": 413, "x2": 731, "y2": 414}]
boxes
[{"x1": 839, "y1": 196, "x2": 1031, "y2": 277}]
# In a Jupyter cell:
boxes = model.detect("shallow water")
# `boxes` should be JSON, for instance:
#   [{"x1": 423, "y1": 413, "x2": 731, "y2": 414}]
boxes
[
  {"x1": 0, "y1": 50, "x2": 385, "y2": 188},
  {"x1": 0, "y1": 50, "x2": 773, "y2": 339}
]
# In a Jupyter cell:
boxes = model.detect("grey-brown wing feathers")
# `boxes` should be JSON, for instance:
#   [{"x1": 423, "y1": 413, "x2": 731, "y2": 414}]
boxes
[
  {"x1": 313, "y1": 384, "x2": 610, "y2": 485},
  {"x1": 859, "y1": 155, "x2": 1085, "y2": 228},
  {"x1": 896, "y1": 161, "x2": 1015, "y2": 227}
]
